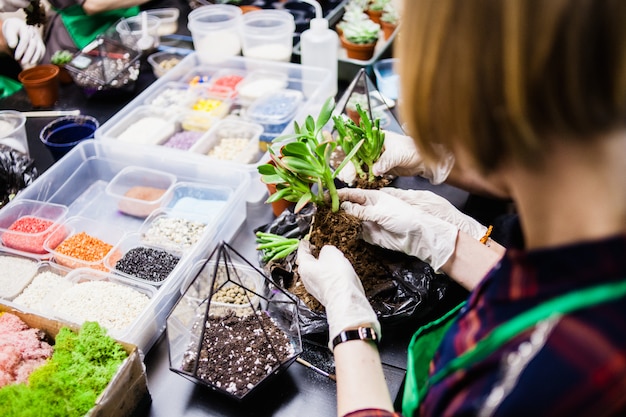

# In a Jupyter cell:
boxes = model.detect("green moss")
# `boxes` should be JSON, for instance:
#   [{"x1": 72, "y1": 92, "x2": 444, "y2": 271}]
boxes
[{"x1": 0, "y1": 322, "x2": 128, "y2": 417}]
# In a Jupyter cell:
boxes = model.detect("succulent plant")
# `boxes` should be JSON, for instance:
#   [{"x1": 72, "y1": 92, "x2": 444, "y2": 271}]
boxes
[
  {"x1": 342, "y1": 19, "x2": 381, "y2": 44},
  {"x1": 381, "y1": 3, "x2": 399, "y2": 25},
  {"x1": 50, "y1": 50, "x2": 73, "y2": 65},
  {"x1": 368, "y1": 0, "x2": 391, "y2": 12},
  {"x1": 258, "y1": 98, "x2": 363, "y2": 213}
]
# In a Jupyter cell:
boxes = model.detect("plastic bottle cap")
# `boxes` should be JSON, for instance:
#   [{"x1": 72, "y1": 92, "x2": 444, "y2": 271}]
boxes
[{"x1": 309, "y1": 17, "x2": 328, "y2": 32}]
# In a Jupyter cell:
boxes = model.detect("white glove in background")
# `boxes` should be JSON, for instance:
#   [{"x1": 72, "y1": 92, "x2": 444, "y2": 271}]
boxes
[
  {"x1": 0, "y1": 0, "x2": 30, "y2": 13},
  {"x1": 372, "y1": 131, "x2": 455, "y2": 185},
  {"x1": 338, "y1": 188, "x2": 459, "y2": 272},
  {"x1": 2, "y1": 18, "x2": 45, "y2": 66},
  {"x1": 296, "y1": 240, "x2": 381, "y2": 350},
  {"x1": 380, "y1": 188, "x2": 488, "y2": 240}
]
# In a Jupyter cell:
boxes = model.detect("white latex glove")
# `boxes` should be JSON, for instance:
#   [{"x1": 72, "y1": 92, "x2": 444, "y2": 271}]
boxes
[
  {"x1": 2, "y1": 18, "x2": 45, "y2": 66},
  {"x1": 372, "y1": 131, "x2": 455, "y2": 185},
  {"x1": 335, "y1": 158, "x2": 358, "y2": 185},
  {"x1": 380, "y1": 188, "x2": 488, "y2": 240},
  {"x1": 296, "y1": 240, "x2": 381, "y2": 350},
  {"x1": 0, "y1": 0, "x2": 30, "y2": 13},
  {"x1": 338, "y1": 188, "x2": 459, "y2": 272}
]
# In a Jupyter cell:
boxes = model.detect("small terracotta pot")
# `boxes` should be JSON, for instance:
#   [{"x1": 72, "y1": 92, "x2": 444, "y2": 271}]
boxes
[
  {"x1": 266, "y1": 182, "x2": 294, "y2": 217},
  {"x1": 18, "y1": 64, "x2": 60, "y2": 108},
  {"x1": 366, "y1": 9, "x2": 383, "y2": 25},
  {"x1": 340, "y1": 35, "x2": 377, "y2": 61},
  {"x1": 264, "y1": 159, "x2": 295, "y2": 217},
  {"x1": 381, "y1": 21, "x2": 397, "y2": 40},
  {"x1": 240, "y1": 5, "x2": 261, "y2": 14}
]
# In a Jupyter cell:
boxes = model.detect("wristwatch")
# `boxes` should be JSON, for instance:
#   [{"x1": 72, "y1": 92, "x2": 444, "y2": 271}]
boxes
[{"x1": 332, "y1": 326, "x2": 378, "y2": 350}]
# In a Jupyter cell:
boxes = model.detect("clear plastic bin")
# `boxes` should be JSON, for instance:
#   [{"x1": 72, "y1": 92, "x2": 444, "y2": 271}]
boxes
[
  {"x1": 45, "y1": 216, "x2": 126, "y2": 271},
  {"x1": 48, "y1": 267, "x2": 156, "y2": 340},
  {"x1": 0, "y1": 252, "x2": 39, "y2": 300},
  {"x1": 190, "y1": 119, "x2": 263, "y2": 163},
  {"x1": 105, "y1": 166, "x2": 176, "y2": 218},
  {"x1": 235, "y1": 70, "x2": 288, "y2": 104},
  {"x1": 10, "y1": 261, "x2": 74, "y2": 314},
  {"x1": 246, "y1": 89, "x2": 303, "y2": 135},
  {"x1": 144, "y1": 82, "x2": 197, "y2": 109},
  {"x1": 12, "y1": 140, "x2": 250, "y2": 353},
  {"x1": 105, "y1": 233, "x2": 182, "y2": 287},
  {"x1": 139, "y1": 208, "x2": 212, "y2": 253},
  {"x1": 0, "y1": 199, "x2": 68, "y2": 256}
]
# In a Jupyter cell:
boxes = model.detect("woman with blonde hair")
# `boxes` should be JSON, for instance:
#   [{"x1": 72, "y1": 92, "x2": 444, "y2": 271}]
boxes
[{"x1": 297, "y1": 0, "x2": 626, "y2": 415}]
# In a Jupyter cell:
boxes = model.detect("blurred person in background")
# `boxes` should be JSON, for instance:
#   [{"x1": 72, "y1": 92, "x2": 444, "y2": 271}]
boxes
[{"x1": 0, "y1": 0, "x2": 45, "y2": 79}]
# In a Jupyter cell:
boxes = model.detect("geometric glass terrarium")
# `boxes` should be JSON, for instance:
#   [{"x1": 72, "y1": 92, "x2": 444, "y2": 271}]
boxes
[
  {"x1": 166, "y1": 242, "x2": 302, "y2": 400},
  {"x1": 334, "y1": 68, "x2": 404, "y2": 135}
]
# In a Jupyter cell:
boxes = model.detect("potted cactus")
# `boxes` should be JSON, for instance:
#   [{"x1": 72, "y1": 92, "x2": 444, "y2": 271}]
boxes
[
  {"x1": 366, "y1": 0, "x2": 390, "y2": 24},
  {"x1": 380, "y1": 3, "x2": 399, "y2": 40},
  {"x1": 340, "y1": 18, "x2": 381, "y2": 60}
]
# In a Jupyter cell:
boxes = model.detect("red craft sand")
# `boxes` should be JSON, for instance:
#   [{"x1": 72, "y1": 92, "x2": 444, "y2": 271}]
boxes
[
  {"x1": 0, "y1": 313, "x2": 53, "y2": 387},
  {"x1": 2, "y1": 216, "x2": 64, "y2": 254}
]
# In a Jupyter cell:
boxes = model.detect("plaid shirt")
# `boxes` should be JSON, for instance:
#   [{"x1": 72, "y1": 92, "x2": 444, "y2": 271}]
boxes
[{"x1": 348, "y1": 234, "x2": 626, "y2": 417}]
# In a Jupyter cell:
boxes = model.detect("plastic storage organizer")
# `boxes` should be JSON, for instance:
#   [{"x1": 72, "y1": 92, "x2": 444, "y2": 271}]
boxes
[
  {"x1": 0, "y1": 140, "x2": 249, "y2": 354},
  {"x1": 95, "y1": 53, "x2": 333, "y2": 204}
]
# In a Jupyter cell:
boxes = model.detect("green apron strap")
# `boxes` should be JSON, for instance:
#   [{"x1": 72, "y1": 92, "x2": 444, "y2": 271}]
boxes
[
  {"x1": 403, "y1": 277, "x2": 626, "y2": 416},
  {"x1": 56, "y1": 4, "x2": 139, "y2": 50},
  {"x1": 402, "y1": 301, "x2": 466, "y2": 417}
]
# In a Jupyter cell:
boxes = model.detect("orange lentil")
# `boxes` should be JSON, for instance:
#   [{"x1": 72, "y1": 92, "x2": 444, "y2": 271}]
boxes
[{"x1": 55, "y1": 231, "x2": 113, "y2": 271}]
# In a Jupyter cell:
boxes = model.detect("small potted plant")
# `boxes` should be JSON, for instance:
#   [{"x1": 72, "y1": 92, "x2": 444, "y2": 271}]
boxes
[
  {"x1": 380, "y1": 3, "x2": 399, "y2": 40},
  {"x1": 366, "y1": 0, "x2": 390, "y2": 24},
  {"x1": 340, "y1": 18, "x2": 381, "y2": 61},
  {"x1": 336, "y1": 1, "x2": 369, "y2": 36},
  {"x1": 50, "y1": 50, "x2": 74, "y2": 84}
]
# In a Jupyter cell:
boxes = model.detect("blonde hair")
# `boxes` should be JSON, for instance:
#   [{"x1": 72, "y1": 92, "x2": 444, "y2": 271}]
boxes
[{"x1": 397, "y1": 0, "x2": 626, "y2": 173}]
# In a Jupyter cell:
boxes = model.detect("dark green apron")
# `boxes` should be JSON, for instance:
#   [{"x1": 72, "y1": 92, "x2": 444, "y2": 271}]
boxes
[
  {"x1": 402, "y1": 278, "x2": 626, "y2": 416},
  {"x1": 56, "y1": 4, "x2": 139, "y2": 50}
]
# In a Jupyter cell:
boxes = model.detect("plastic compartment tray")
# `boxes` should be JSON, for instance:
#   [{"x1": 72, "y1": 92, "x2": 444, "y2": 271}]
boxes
[
  {"x1": 11, "y1": 140, "x2": 250, "y2": 353},
  {"x1": 95, "y1": 54, "x2": 333, "y2": 204}
]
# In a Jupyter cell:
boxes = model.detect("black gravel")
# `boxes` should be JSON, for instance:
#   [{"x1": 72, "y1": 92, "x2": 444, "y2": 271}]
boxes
[{"x1": 115, "y1": 246, "x2": 180, "y2": 283}]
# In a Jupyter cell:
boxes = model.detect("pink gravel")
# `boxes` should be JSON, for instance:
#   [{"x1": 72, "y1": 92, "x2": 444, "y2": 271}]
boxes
[{"x1": 0, "y1": 313, "x2": 53, "y2": 387}]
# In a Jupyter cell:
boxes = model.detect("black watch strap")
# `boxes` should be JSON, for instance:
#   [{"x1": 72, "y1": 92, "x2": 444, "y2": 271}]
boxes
[{"x1": 332, "y1": 326, "x2": 378, "y2": 349}]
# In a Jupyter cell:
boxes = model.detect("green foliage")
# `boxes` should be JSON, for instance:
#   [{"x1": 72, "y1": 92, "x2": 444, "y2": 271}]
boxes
[
  {"x1": 381, "y1": 3, "x2": 399, "y2": 24},
  {"x1": 50, "y1": 50, "x2": 73, "y2": 65},
  {"x1": 333, "y1": 104, "x2": 385, "y2": 182},
  {"x1": 342, "y1": 18, "x2": 380, "y2": 44},
  {"x1": 258, "y1": 97, "x2": 363, "y2": 213},
  {"x1": 255, "y1": 231, "x2": 299, "y2": 262},
  {"x1": 368, "y1": 0, "x2": 390, "y2": 11},
  {"x1": 0, "y1": 322, "x2": 128, "y2": 417}
]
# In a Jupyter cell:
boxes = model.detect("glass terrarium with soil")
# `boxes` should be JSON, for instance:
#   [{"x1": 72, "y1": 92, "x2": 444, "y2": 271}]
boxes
[{"x1": 166, "y1": 242, "x2": 302, "y2": 400}]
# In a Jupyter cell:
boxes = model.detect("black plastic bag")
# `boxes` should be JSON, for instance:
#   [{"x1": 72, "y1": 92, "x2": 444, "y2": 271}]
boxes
[
  {"x1": 256, "y1": 205, "x2": 453, "y2": 335},
  {"x1": 0, "y1": 144, "x2": 38, "y2": 208}
]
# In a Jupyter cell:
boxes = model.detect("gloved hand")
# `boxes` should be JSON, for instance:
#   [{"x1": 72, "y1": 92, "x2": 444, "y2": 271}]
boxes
[
  {"x1": 0, "y1": 0, "x2": 30, "y2": 13},
  {"x1": 296, "y1": 240, "x2": 381, "y2": 350},
  {"x1": 338, "y1": 188, "x2": 460, "y2": 272},
  {"x1": 379, "y1": 188, "x2": 488, "y2": 240},
  {"x1": 371, "y1": 131, "x2": 455, "y2": 185},
  {"x1": 2, "y1": 18, "x2": 45, "y2": 66}
]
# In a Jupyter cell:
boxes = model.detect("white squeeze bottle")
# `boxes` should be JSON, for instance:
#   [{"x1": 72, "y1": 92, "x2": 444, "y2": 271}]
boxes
[{"x1": 300, "y1": 0, "x2": 339, "y2": 99}]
